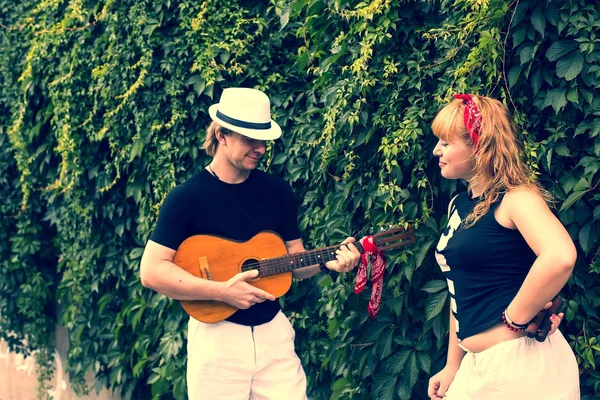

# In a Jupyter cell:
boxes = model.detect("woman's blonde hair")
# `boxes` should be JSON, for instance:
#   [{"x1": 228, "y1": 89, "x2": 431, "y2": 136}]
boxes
[
  {"x1": 201, "y1": 122, "x2": 231, "y2": 157},
  {"x1": 432, "y1": 95, "x2": 550, "y2": 227}
]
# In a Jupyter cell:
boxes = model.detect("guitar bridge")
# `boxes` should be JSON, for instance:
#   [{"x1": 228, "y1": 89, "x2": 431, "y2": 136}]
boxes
[{"x1": 198, "y1": 257, "x2": 213, "y2": 280}]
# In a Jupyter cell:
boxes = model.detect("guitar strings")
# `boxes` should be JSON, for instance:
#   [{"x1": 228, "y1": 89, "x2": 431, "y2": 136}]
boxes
[{"x1": 188, "y1": 233, "x2": 412, "y2": 278}]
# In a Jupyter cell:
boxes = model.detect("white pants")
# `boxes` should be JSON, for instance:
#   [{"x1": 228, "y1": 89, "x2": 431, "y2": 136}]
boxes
[
  {"x1": 186, "y1": 311, "x2": 307, "y2": 400},
  {"x1": 446, "y1": 330, "x2": 579, "y2": 399}
]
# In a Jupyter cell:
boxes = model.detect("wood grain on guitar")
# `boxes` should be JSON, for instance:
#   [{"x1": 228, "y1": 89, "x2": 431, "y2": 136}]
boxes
[{"x1": 174, "y1": 226, "x2": 415, "y2": 323}]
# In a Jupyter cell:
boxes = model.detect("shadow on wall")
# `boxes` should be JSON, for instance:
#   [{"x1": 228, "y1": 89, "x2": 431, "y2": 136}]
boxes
[{"x1": 0, "y1": 325, "x2": 121, "y2": 400}]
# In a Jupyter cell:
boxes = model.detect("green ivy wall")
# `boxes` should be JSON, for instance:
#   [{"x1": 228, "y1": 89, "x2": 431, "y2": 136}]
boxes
[{"x1": 0, "y1": 0, "x2": 598, "y2": 399}]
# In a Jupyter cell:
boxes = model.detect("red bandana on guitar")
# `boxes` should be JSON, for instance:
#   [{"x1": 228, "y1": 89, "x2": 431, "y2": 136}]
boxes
[{"x1": 354, "y1": 235, "x2": 386, "y2": 319}]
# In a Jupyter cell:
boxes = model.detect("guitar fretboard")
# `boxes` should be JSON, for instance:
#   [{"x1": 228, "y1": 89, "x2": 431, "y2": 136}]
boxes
[{"x1": 257, "y1": 242, "x2": 366, "y2": 277}]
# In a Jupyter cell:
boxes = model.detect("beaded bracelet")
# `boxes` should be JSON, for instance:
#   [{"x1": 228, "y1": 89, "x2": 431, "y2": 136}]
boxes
[{"x1": 502, "y1": 309, "x2": 528, "y2": 332}]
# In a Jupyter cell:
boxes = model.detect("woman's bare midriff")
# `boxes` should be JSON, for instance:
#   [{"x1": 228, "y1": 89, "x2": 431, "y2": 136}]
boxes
[{"x1": 459, "y1": 322, "x2": 527, "y2": 353}]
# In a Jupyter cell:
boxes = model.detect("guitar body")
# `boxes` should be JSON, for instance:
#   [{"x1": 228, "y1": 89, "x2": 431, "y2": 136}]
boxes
[{"x1": 173, "y1": 231, "x2": 291, "y2": 324}]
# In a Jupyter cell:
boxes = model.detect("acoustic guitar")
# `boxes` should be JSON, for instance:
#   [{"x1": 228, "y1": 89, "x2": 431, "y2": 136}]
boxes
[{"x1": 174, "y1": 226, "x2": 415, "y2": 323}]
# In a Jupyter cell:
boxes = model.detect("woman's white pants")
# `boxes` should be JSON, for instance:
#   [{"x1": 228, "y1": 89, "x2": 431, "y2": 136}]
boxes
[{"x1": 446, "y1": 330, "x2": 579, "y2": 399}]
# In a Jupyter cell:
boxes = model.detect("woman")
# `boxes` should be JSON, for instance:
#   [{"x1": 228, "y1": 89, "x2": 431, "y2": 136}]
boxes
[{"x1": 427, "y1": 94, "x2": 579, "y2": 399}]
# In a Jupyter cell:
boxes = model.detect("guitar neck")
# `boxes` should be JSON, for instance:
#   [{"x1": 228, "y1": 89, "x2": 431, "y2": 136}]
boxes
[{"x1": 258, "y1": 242, "x2": 365, "y2": 277}]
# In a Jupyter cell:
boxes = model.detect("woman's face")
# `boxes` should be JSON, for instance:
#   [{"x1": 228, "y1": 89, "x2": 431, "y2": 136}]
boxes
[{"x1": 432, "y1": 137, "x2": 476, "y2": 181}]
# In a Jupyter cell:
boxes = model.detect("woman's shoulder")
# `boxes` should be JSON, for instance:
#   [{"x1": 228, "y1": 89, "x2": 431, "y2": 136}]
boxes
[{"x1": 502, "y1": 186, "x2": 548, "y2": 210}]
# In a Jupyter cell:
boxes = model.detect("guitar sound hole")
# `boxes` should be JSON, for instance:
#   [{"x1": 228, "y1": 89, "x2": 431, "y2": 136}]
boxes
[{"x1": 241, "y1": 259, "x2": 260, "y2": 273}]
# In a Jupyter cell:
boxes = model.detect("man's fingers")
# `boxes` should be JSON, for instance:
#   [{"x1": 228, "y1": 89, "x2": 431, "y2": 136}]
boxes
[
  {"x1": 347, "y1": 242, "x2": 361, "y2": 257},
  {"x1": 542, "y1": 301, "x2": 552, "y2": 310},
  {"x1": 341, "y1": 236, "x2": 356, "y2": 245},
  {"x1": 237, "y1": 269, "x2": 259, "y2": 281},
  {"x1": 335, "y1": 254, "x2": 352, "y2": 271},
  {"x1": 252, "y1": 288, "x2": 275, "y2": 301},
  {"x1": 252, "y1": 295, "x2": 265, "y2": 304}
]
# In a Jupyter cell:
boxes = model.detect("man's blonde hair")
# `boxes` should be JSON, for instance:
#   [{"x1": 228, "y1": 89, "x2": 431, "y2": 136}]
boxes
[{"x1": 202, "y1": 122, "x2": 232, "y2": 157}]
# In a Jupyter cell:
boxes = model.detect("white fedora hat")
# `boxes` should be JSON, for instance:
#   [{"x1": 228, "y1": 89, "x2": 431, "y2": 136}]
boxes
[{"x1": 208, "y1": 88, "x2": 282, "y2": 140}]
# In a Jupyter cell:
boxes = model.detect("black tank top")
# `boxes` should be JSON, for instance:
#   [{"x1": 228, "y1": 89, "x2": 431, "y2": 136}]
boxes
[{"x1": 435, "y1": 192, "x2": 536, "y2": 340}]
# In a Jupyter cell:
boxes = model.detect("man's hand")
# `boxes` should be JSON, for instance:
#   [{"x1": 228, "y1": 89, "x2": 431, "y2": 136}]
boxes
[
  {"x1": 219, "y1": 270, "x2": 276, "y2": 309},
  {"x1": 325, "y1": 237, "x2": 362, "y2": 273}
]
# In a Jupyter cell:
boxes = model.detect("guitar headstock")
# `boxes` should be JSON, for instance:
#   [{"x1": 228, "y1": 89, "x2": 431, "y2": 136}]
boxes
[{"x1": 371, "y1": 225, "x2": 415, "y2": 251}]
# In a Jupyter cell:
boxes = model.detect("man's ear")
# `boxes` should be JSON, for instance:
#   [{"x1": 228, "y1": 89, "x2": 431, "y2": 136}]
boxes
[{"x1": 215, "y1": 127, "x2": 226, "y2": 144}]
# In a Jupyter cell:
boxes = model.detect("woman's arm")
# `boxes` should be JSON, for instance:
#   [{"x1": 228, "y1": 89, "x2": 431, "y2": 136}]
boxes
[
  {"x1": 446, "y1": 310, "x2": 466, "y2": 368},
  {"x1": 503, "y1": 188, "x2": 577, "y2": 324},
  {"x1": 428, "y1": 310, "x2": 465, "y2": 400}
]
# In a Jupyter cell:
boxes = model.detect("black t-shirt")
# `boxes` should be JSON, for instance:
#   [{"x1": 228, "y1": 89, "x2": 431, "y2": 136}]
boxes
[
  {"x1": 150, "y1": 169, "x2": 301, "y2": 326},
  {"x1": 435, "y1": 192, "x2": 536, "y2": 340}
]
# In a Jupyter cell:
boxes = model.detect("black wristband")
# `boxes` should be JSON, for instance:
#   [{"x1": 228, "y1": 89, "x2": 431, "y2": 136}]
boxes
[{"x1": 319, "y1": 262, "x2": 331, "y2": 275}]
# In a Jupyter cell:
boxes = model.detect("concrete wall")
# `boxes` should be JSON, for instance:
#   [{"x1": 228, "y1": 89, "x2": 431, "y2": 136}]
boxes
[{"x1": 0, "y1": 325, "x2": 120, "y2": 400}]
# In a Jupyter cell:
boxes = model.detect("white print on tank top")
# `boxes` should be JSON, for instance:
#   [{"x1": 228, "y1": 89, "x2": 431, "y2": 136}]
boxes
[{"x1": 435, "y1": 207, "x2": 462, "y2": 333}]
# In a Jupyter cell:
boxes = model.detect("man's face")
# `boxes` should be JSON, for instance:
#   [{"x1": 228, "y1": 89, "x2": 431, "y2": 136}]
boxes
[{"x1": 223, "y1": 131, "x2": 267, "y2": 171}]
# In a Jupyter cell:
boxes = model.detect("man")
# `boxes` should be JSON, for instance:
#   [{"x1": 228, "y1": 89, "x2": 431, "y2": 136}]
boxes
[{"x1": 140, "y1": 87, "x2": 361, "y2": 399}]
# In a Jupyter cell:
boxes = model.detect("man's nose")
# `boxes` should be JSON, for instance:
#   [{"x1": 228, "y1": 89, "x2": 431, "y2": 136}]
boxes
[{"x1": 254, "y1": 142, "x2": 266, "y2": 154}]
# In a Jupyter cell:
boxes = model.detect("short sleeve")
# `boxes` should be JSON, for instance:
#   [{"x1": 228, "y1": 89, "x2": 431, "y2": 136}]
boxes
[
  {"x1": 149, "y1": 186, "x2": 191, "y2": 250},
  {"x1": 277, "y1": 180, "x2": 301, "y2": 241}
]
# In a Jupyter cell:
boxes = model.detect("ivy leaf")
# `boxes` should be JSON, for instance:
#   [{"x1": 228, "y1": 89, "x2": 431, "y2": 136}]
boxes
[
  {"x1": 520, "y1": 45, "x2": 535, "y2": 65},
  {"x1": 531, "y1": 67, "x2": 543, "y2": 96},
  {"x1": 280, "y1": 7, "x2": 290, "y2": 30},
  {"x1": 554, "y1": 144, "x2": 570, "y2": 157},
  {"x1": 578, "y1": 157, "x2": 600, "y2": 177},
  {"x1": 415, "y1": 239, "x2": 435, "y2": 268},
  {"x1": 510, "y1": 1, "x2": 530, "y2": 27},
  {"x1": 407, "y1": 353, "x2": 420, "y2": 389},
  {"x1": 574, "y1": 121, "x2": 591, "y2": 137},
  {"x1": 574, "y1": 178, "x2": 591, "y2": 192},
  {"x1": 132, "y1": 359, "x2": 147, "y2": 377},
  {"x1": 389, "y1": 349, "x2": 412, "y2": 374},
  {"x1": 425, "y1": 291, "x2": 448, "y2": 321},
  {"x1": 545, "y1": 148, "x2": 553, "y2": 171},
  {"x1": 560, "y1": 189, "x2": 591, "y2": 213},
  {"x1": 543, "y1": 88, "x2": 567, "y2": 113},
  {"x1": 219, "y1": 51, "x2": 230, "y2": 64},
  {"x1": 580, "y1": 88, "x2": 594, "y2": 105},
  {"x1": 416, "y1": 352, "x2": 431, "y2": 374},
  {"x1": 546, "y1": 41, "x2": 579, "y2": 62},
  {"x1": 544, "y1": 4, "x2": 559, "y2": 26},
  {"x1": 567, "y1": 87, "x2": 579, "y2": 104},
  {"x1": 591, "y1": 119, "x2": 600, "y2": 138},
  {"x1": 556, "y1": 51, "x2": 584, "y2": 81},
  {"x1": 373, "y1": 373, "x2": 397, "y2": 400},
  {"x1": 332, "y1": 378, "x2": 350, "y2": 392},
  {"x1": 508, "y1": 65, "x2": 522, "y2": 88},
  {"x1": 530, "y1": 7, "x2": 546, "y2": 37},
  {"x1": 421, "y1": 280, "x2": 447, "y2": 294},
  {"x1": 511, "y1": 26, "x2": 527, "y2": 48},
  {"x1": 579, "y1": 221, "x2": 598, "y2": 255}
]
